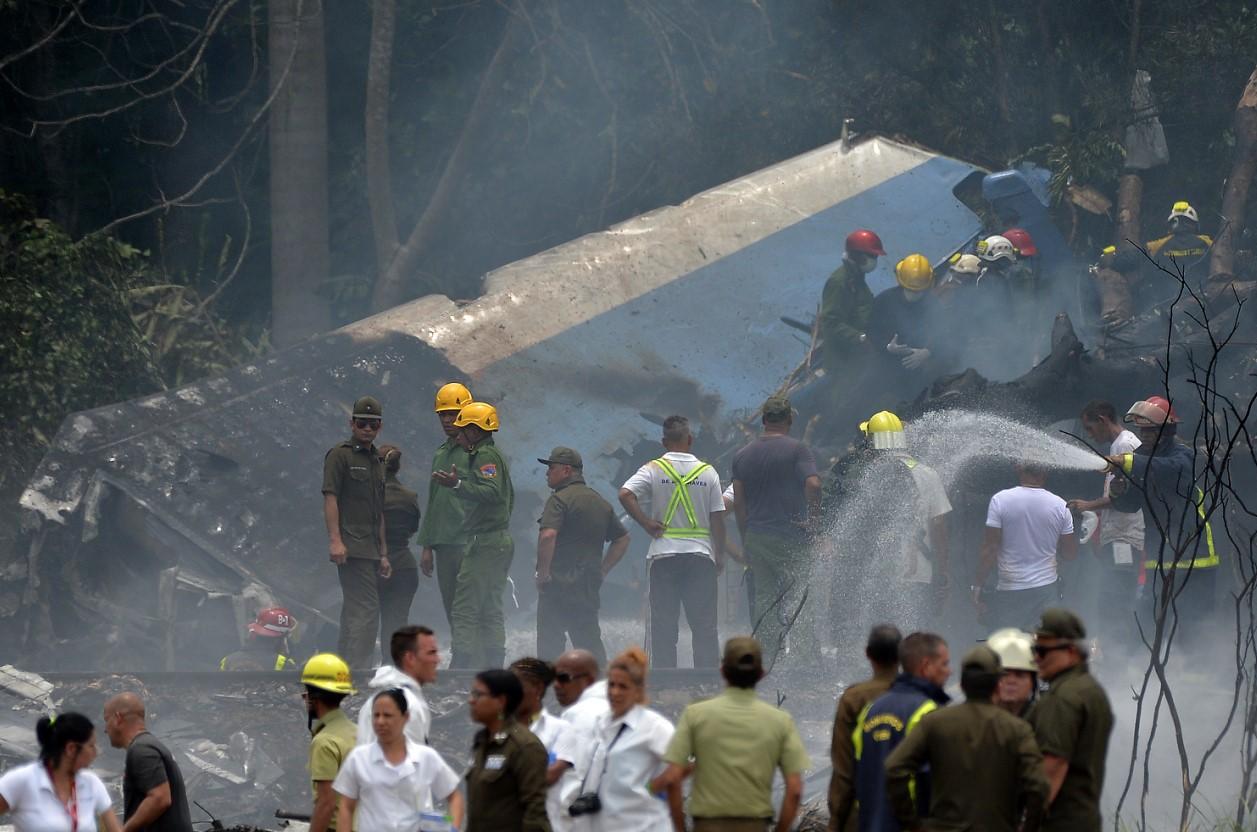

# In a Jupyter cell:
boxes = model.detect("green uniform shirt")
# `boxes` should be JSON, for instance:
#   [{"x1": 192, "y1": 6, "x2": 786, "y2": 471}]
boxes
[
  {"x1": 382, "y1": 476, "x2": 420, "y2": 569},
  {"x1": 465, "y1": 719, "x2": 552, "y2": 832},
  {"x1": 665, "y1": 687, "x2": 810, "y2": 820},
  {"x1": 454, "y1": 438, "x2": 514, "y2": 535},
  {"x1": 828, "y1": 667, "x2": 896, "y2": 832},
  {"x1": 322, "y1": 441, "x2": 385, "y2": 560},
  {"x1": 309, "y1": 708, "x2": 356, "y2": 829},
  {"x1": 819, "y1": 259, "x2": 873, "y2": 372},
  {"x1": 1028, "y1": 664, "x2": 1114, "y2": 832},
  {"x1": 538, "y1": 476, "x2": 628, "y2": 585},
  {"x1": 885, "y1": 700, "x2": 1049, "y2": 832},
  {"x1": 417, "y1": 438, "x2": 470, "y2": 547}
]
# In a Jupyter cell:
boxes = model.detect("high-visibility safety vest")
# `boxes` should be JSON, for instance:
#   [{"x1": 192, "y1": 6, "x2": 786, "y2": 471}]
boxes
[
  {"x1": 219, "y1": 653, "x2": 294, "y2": 671},
  {"x1": 652, "y1": 457, "x2": 713, "y2": 539},
  {"x1": 1144, "y1": 487, "x2": 1218, "y2": 570}
]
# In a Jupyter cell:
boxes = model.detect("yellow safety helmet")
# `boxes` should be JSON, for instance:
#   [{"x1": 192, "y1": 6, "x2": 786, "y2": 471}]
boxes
[
  {"x1": 434, "y1": 382, "x2": 473, "y2": 413},
  {"x1": 894, "y1": 254, "x2": 934, "y2": 291},
  {"x1": 1167, "y1": 201, "x2": 1198, "y2": 224},
  {"x1": 859, "y1": 410, "x2": 907, "y2": 450},
  {"x1": 1101, "y1": 245, "x2": 1116, "y2": 256},
  {"x1": 453, "y1": 401, "x2": 500, "y2": 432},
  {"x1": 301, "y1": 653, "x2": 356, "y2": 694},
  {"x1": 987, "y1": 628, "x2": 1036, "y2": 673}
]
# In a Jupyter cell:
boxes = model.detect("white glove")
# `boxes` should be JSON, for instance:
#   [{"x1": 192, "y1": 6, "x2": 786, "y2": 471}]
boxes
[
  {"x1": 901, "y1": 348, "x2": 931, "y2": 370},
  {"x1": 886, "y1": 333, "x2": 911, "y2": 355}
]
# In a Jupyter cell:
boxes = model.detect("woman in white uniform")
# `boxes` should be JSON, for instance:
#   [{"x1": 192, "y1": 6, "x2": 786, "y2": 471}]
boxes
[
  {"x1": 0, "y1": 712, "x2": 121, "y2": 832},
  {"x1": 511, "y1": 657, "x2": 572, "y2": 829}
]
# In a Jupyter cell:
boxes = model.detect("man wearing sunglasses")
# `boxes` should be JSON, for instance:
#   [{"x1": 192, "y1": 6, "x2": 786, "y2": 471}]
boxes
[
  {"x1": 323, "y1": 396, "x2": 390, "y2": 669},
  {"x1": 1027, "y1": 608, "x2": 1113, "y2": 832}
]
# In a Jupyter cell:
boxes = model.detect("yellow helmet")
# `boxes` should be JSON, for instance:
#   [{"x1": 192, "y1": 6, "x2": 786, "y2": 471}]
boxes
[
  {"x1": 301, "y1": 653, "x2": 355, "y2": 694},
  {"x1": 434, "y1": 382, "x2": 473, "y2": 413},
  {"x1": 1167, "y1": 201, "x2": 1198, "y2": 223},
  {"x1": 453, "y1": 401, "x2": 500, "y2": 432},
  {"x1": 895, "y1": 254, "x2": 934, "y2": 291},
  {"x1": 859, "y1": 410, "x2": 907, "y2": 450}
]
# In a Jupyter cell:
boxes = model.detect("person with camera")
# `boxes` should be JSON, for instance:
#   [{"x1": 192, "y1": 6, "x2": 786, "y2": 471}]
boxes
[
  {"x1": 571, "y1": 647, "x2": 681, "y2": 831},
  {"x1": 465, "y1": 669, "x2": 552, "y2": 831}
]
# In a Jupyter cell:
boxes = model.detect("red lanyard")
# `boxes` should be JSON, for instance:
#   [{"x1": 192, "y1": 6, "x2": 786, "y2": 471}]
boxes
[{"x1": 46, "y1": 765, "x2": 78, "y2": 832}]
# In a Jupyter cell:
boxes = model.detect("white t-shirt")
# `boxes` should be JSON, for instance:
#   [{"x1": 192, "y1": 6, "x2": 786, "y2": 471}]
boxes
[
  {"x1": 621, "y1": 452, "x2": 724, "y2": 560},
  {"x1": 1100, "y1": 430, "x2": 1145, "y2": 549},
  {"x1": 0, "y1": 762, "x2": 113, "y2": 832},
  {"x1": 895, "y1": 456, "x2": 952, "y2": 585},
  {"x1": 986, "y1": 485, "x2": 1074, "y2": 590},
  {"x1": 587, "y1": 706, "x2": 674, "y2": 832},
  {"x1": 356, "y1": 666, "x2": 431, "y2": 747},
  {"x1": 332, "y1": 739, "x2": 460, "y2": 832}
]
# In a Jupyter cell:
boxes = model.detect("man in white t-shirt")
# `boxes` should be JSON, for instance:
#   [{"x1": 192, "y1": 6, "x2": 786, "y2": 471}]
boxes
[
  {"x1": 1067, "y1": 400, "x2": 1146, "y2": 645},
  {"x1": 619, "y1": 415, "x2": 725, "y2": 668},
  {"x1": 973, "y1": 462, "x2": 1077, "y2": 630}
]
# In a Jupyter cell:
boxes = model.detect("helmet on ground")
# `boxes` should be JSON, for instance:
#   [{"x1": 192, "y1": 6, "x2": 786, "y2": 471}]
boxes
[
  {"x1": 434, "y1": 382, "x2": 472, "y2": 413},
  {"x1": 895, "y1": 254, "x2": 934, "y2": 291},
  {"x1": 859, "y1": 410, "x2": 907, "y2": 450},
  {"x1": 987, "y1": 628, "x2": 1035, "y2": 673},
  {"x1": 1125, "y1": 395, "x2": 1179, "y2": 427},
  {"x1": 1002, "y1": 228, "x2": 1038, "y2": 257},
  {"x1": 950, "y1": 253, "x2": 981, "y2": 275},
  {"x1": 978, "y1": 235, "x2": 1016, "y2": 263},
  {"x1": 454, "y1": 401, "x2": 500, "y2": 432},
  {"x1": 1167, "y1": 201, "x2": 1198, "y2": 224},
  {"x1": 845, "y1": 229, "x2": 887, "y2": 257},
  {"x1": 301, "y1": 653, "x2": 355, "y2": 694},
  {"x1": 248, "y1": 607, "x2": 296, "y2": 638}
]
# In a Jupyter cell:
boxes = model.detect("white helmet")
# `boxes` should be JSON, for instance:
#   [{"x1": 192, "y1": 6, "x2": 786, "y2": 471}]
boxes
[
  {"x1": 950, "y1": 253, "x2": 982, "y2": 275},
  {"x1": 987, "y1": 628, "x2": 1036, "y2": 672},
  {"x1": 978, "y1": 235, "x2": 1016, "y2": 263},
  {"x1": 1167, "y1": 201, "x2": 1198, "y2": 224}
]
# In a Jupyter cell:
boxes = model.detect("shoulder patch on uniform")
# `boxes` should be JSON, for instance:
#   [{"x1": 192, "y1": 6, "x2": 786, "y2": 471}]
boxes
[{"x1": 479, "y1": 463, "x2": 498, "y2": 478}]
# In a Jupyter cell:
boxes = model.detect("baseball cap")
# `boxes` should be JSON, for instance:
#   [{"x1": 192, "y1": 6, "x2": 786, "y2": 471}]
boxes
[
  {"x1": 352, "y1": 396, "x2": 383, "y2": 419},
  {"x1": 722, "y1": 636, "x2": 763, "y2": 673},
  {"x1": 762, "y1": 395, "x2": 793, "y2": 419},
  {"x1": 537, "y1": 447, "x2": 583, "y2": 469},
  {"x1": 962, "y1": 644, "x2": 1002, "y2": 675},
  {"x1": 1035, "y1": 608, "x2": 1087, "y2": 641}
]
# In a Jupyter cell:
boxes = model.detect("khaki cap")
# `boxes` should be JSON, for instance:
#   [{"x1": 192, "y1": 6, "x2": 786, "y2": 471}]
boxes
[
  {"x1": 962, "y1": 644, "x2": 1002, "y2": 675},
  {"x1": 352, "y1": 396, "x2": 382, "y2": 419},
  {"x1": 722, "y1": 636, "x2": 763, "y2": 673},
  {"x1": 1035, "y1": 608, "x2": 1087, "y2": 641},
  {"x1": 537, "y1": 447, "x2": 583, "y2": 469}
]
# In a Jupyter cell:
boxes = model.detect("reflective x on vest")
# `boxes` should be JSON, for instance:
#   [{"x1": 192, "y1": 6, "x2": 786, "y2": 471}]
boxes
[
  {"x1": 1144, "y1": 486, "x2": 1218, "y2": 570},
  {"x1": 653, "y1": 458, "x2": 712, "y2": 539}
]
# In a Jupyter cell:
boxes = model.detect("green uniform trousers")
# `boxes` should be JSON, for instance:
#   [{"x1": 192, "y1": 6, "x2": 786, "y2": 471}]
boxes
[
  {"x1": 450, "y1": 531, "x2": 514, "y2": 668},
  {"x1": 337, "y1": 557, "x2": 381, "y2": 668},
  {"x1": 433, "y1": 544, "x2": 466, "y2": 628},
  {"x1": 744, "y1": 531, "x2": 816, "y2": 665},
  {"x1": 378, "y1": 565, "x2": 419, "y2": 662}
]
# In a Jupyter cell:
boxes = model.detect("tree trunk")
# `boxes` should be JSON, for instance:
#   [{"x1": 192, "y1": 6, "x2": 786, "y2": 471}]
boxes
[
  {"x1": 1209, "y1": 66, "x2": 1257, "y2": 292},
  {"x1": 268, "y1": 0, "x2": 331, "y2": 347},
  {"x1": 364, "y1": 0, "x2": 399, "y2": 274},
  {"x1": 1116, "y1": 172, "x2": 1143, "y2": 251}
]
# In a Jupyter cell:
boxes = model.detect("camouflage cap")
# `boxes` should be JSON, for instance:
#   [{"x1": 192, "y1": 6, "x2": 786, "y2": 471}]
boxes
[
  {"x1": 537, "y1": 446, "x2": 583, "y2": 469},
  {"x1": 722, "y1": 636, "x2": 763, "y2": 673},
  {"x1": 962, "y1": 644, "x2": 1002, "y2": 675},
  {"x1": 762, "y1": 395, "x2": 793, "y2": 419},
  {"x1": 1035, "y1": 608, "x2": 1087, "y2": 641},
  {"x1": 352, "y1": 396, "x2": 382, "y2": 419}
]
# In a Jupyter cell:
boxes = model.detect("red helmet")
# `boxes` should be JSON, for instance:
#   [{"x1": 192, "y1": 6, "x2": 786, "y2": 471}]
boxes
[
  {"x1": 1002, "y1": 227, "x2": 1038, "y2": 257},
  {"x1": 845, "y1": 229, "x2": 886, "y2": 257},
  {"x1": 248, "y1": 607, "x2": 296, "y2": 638},
  {"x1": 1125, "y1": 396, "x2": 1179, "y2": 426}
]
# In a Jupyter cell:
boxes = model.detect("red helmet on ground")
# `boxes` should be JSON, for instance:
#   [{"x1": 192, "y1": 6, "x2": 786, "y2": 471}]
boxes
[
  {"x1": 1002, "y1": 227, "x2": 1038, "y2": 257},
  {"x1": 1124, "y1": 396, "x2": 1179, "y2": 426},
  {"x1": 248, "y1": 607, "x2": 296, "y2": 638},
  {"x1": 845, "y1": 229, "x2": 886, "y2": 257}
]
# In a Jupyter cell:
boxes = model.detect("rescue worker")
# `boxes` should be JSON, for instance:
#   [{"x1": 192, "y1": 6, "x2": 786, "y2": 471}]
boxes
[
  {"x1": 378, "y1": 445, "x2": 420, "y2": 658},
  {"x1": 884, "y1": 646, "x2": 1049, "y2": 832},
  {"x1": 433, "y1": 401, "x2": 515, "y2": 668},
  {"x1": 535, "y1": 447, "x2": 631, "y2": 666},
  {"x1": 937, "y1": 249, "x2": 1013, "y2": 377},
  {"x1": 828, "y1": 625, "x2": 902, "y2": 832},
  {"x1": 852, "y1": 632, "x2": 951, "y2": 832},
  {"x1": 219, "y1": 607, "x2": 297, "y2": 671},
  {"x1": 301, "y1": 654, "x2": 357, "y2": 832},
  {"x1": 322, "y1": 396, "x2": 389, "y2": 670},
  {"x1": 1090, "y1": 245, "x2": 1133, "y2": 326},
  {"x1": 418, "y1": 382, "x2": 473, "y2": 630},
  {"x1": 987, "y1": 627, "x2": 1037, "y2": 717},
  {"x1": 818, "y1": 229, "x2": 887, "y2": 380},
  {"x1": 1113, "y1": 201, "x2": 1214, "y2": 307},
  {"x1": 1107, "y1": 396, "x2": 1218, "y2": 634},
  {"x1": 865, "y1": 254, "x2": 939, "y2": 408},
  {"x1": 1027, "y1": 609, "x2": 1113, "y2": 832}
]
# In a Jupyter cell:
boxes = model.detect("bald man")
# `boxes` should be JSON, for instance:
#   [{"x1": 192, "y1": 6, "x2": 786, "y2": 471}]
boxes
[
  {"x1": 549, "y1": 650, "x2": 609, "y2": 830},
  {"x1": 104, "y1": 693, "x2": 193, "y2": 832}
]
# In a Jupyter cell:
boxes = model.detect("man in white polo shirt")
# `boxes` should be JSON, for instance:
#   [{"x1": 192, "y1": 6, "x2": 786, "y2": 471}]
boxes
[
  {"x1": 973, "y1": 461, "x2": 1077, "y2": 630},
  {"x1": 619, "y1": 415, "x2": 726, "y2": 668}
]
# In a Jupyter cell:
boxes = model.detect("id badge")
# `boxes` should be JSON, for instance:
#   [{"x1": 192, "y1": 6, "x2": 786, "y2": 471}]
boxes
[
  {"x1": 485, "y1": 754, "x2": 506, "y2": 771},
  {"x1": 1113, "y1": 542, "x2": 1133, "y2": 565}
]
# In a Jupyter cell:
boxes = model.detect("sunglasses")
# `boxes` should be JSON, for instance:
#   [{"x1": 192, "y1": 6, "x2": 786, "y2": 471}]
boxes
[
  {"x1": 1032, "y1": 643, "x2": 1073, "y2": 658},
  {"x1": 554, "y1": 672, "x2": 590, "y2": 684},
  {"x1": 354, "y1": 419, "x2": 381, "y2": 430}
]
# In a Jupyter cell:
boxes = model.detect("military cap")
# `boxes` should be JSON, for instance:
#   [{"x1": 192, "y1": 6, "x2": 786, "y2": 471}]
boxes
[
  {"x1": 962, "y1": 644, "x2": 1002, "y2": 675},
  {"x1": 352, "y1": 396, "x2": 382, "y2": 419},
  {"x1": 762, "y1": 395, "x2": 793, "y2": 419},
  {"x1": 1035, "y1": 608, "x2": 1087, "y2": 641},
  {"x1": 722, "y1": 636, "x2": 763, "y2": 673},
  {"x1": 537, "y1": 447, "x2": 583, "y2": 469}
]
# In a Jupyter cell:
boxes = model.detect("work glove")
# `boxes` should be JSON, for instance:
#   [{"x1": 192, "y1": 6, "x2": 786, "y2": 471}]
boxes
[
  {"x1": 886, "y1": 333, "x2": 911, "y2": 355},
  {"x1": 901, "y1": 347, "x2": 930, "y2": 370}
]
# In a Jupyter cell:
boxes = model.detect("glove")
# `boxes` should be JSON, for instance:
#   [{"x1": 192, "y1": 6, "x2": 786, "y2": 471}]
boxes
[
  {"x1": 886, "y1": 333, "x2": 911, "y2": 355},
  {"x1": 901, "y1": 347, "x2": 930, "y2": 370}
]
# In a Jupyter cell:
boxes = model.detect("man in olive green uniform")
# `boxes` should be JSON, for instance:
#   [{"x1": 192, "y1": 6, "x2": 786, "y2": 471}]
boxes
[
  {"x1": 418, "y1": 382, "x2": 473, "y2": 629},
  {"x1": 301, "y1": 654, "x2": 357, "y2": 832},
  {"x1": 1028, "y1": 608, "x2": 1113, "y2": 832},
  {"x1": 818, "y1": 229, "x2": 885, "y2": 381},
  {"x1": 885, "y1": 645, "x2": 1049, "y2": 832},
  {"x1": 535, "y1": 446, "x2": 631, "y2": 666},
  {"x1": 433, "y1": 401, "x2": 514, "y2": 668},
  {"x1": 828, "y1": 625, "x2": 901, "y2": 832},
  {"x1": 322, "y1": 396, "x2": 390, "y2": 669}
]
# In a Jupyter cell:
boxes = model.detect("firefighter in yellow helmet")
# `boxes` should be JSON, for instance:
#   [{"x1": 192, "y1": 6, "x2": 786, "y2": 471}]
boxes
[
  {"x1": 433, "y1": 402, "x2": 515, "y2": 667},
  {"x1": 1113, "y1": 201, "x2": 1213, "y2": 308},
  {"x1": 864, "y1": 255, "x2": 940, "y2": 408},
  {"x1": 418, "y1": 382, "x2": 473, "y2": 630},
  {"x1": 301, "y1": 654, "x2": 356, "y2": 832}
]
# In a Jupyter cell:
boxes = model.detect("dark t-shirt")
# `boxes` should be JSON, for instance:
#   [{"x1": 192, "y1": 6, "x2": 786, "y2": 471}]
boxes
[
  {"x1": 731, "y1": 434, "x2": 819, "y2": 537},
  {"x1": 124, "y1": 732, "x2": 193, "y2": 832},
  {"x1": 538, "y1": 477, "x2": 628, "y2": 583}
]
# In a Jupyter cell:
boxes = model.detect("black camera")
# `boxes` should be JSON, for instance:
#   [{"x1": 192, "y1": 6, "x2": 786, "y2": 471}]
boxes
[{"x1": 568, "y1": 793, "x2": 602, "y2": 817}]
